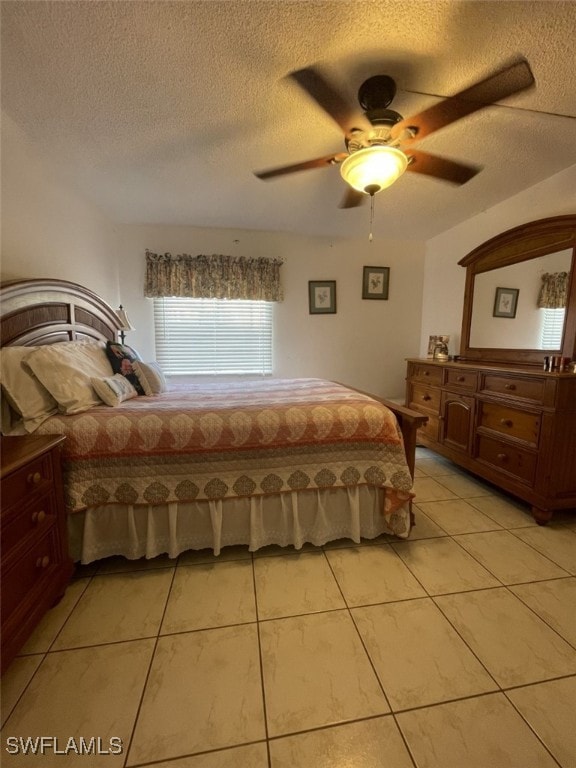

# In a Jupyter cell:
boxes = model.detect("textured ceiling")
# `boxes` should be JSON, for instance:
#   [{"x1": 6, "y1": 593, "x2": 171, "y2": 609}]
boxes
[{"x1": 2, "y1": 1, "x2": 575, "y2": 241}]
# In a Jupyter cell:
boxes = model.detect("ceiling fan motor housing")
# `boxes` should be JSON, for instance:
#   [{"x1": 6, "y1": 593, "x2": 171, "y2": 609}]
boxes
[
  {"x1": 358, "y1": 75, "x2": 397, "y2": 110},
  {"x1": 347, "y1": 109, "x2": 404, "y2": 153}
]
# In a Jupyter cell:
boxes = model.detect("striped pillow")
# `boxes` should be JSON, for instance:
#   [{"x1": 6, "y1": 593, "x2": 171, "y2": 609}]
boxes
[
  {"x1": 91, "y1": 374, "x2": 138, "y2": 407},
  {"x1": 132, "y1": 361, "x2": 167, "y2": 396}
]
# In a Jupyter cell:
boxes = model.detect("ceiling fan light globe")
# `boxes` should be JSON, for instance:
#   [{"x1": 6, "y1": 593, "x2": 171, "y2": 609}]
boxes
[{"x1": 340, "y1": 146, "x2": 408, "y2": 194}]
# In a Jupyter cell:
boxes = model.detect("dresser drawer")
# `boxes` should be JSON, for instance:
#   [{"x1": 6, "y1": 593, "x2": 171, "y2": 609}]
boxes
[
  {"x1": 1, "y1": 452, "x2": 54, "y2": 509},
  {"x1": 410, "y1": 364, "x2": 443, "y2": 386},
  {"x1": 0, "y1": 528, "x2": 61, "y2": 624},
  {"x1": 418, "y1": 413, "x2": 439, "y2": 442},
  {"x1": 476, "y1": 434, "x2": 537, "y2": 484},
  {"x1": 481, "y1": 373, "x2": 545, "y2": 404},
  {"x1": 444, "y1": 368, "x2": 477, "y2": 392},
  {"x1": 409, "y1": 383, "x2": 441, "y2": 413},
  {"x1": 1, "y1": 491, "x2": 58, "y2": 553},
  {"x1": 478, "y1": 402, "x2": 540, "y2": 446}
]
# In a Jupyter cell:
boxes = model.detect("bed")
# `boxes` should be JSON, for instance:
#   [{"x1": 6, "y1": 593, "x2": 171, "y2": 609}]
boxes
[{"x1": 0, "y1": 278, "x2": 427, "y2": 563}]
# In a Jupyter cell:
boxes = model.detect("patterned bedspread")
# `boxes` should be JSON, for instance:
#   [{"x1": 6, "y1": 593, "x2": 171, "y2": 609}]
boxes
[{"x1": 36, "y1": 378, "x2": 414, "y2": 535}]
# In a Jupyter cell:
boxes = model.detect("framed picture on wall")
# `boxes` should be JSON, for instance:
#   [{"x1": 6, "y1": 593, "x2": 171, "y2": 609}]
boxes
[
  {"x1": 309, "y1": 281, "x2": 336, "y2": 314},
  {"x1": 493, "y1": 287, "x2": 519, "y2": 318},
  {"x1": 362, "y1": 266, "x2": 390, "y2": 300}
]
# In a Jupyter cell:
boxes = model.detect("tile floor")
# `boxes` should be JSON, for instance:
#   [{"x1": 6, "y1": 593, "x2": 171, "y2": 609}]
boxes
[{"x1": 2, "y1": 447, "x2": 576, "y2": 767}]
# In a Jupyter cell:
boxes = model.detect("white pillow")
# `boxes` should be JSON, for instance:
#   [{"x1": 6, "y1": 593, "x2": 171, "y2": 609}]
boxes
[
  {"x1": 24, "y1": 341, "x2": 114, "y2": 415},
  {"x1": 91, "y1": 374, "x2": 138, "y2": 407},
  {"x1": 1, "y1": 392, "x2": 27, "y2": 435},
  {"x1": 0, "y1": 346, "x2": 59, "y2": 432},
  {"x1": 132, "y1": 361, "x2": 167, "y2": 395}
]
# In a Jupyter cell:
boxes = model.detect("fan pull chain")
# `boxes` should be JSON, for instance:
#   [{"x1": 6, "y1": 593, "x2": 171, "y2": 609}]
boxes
[{"x1": 369, "y1": 192, "x2": 375, "y2": 242}]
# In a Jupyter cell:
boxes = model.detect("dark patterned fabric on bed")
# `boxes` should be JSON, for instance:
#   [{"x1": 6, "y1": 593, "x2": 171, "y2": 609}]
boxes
[{"x1": 35, "y1": 378, "x2": 414, "y2": 536}]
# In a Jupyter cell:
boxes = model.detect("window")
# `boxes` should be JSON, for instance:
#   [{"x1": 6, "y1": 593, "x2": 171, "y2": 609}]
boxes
[
  {"x1": 153, "y1": 297, "x2": 273, "y2": 375},
  {"x1": 540, "y1": 307, "x2": 565, "y2": 349}
]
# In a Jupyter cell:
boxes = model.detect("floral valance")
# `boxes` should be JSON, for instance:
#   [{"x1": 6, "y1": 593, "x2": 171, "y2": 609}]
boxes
[
  {"x1": 537, "y1": 271, "x2": 568, "y2": 309},
  {"x1": 145, "y1": 251, "x2": 284, "y2": 302}
]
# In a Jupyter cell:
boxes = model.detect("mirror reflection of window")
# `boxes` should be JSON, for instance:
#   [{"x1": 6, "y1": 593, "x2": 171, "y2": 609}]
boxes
[{"x1": 540, "y1": 308, "x2": 565, "y2": 349}]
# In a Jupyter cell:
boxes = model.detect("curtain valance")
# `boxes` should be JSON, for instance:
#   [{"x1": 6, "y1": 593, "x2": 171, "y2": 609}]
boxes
[
  {"x1": 145, "y1": 251, "x2": 284, "y2": 301},
  {"x1": 537, "y1": 271, "x2": 568, "y2": 309}
]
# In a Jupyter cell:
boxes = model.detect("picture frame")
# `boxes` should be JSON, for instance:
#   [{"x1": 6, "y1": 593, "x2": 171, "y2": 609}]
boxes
[
  {"x1": 309, "y1": 280, "x2": 336, "y2": 314},
  {"x1": 493, "y1": 287, "x2": 519, "y2": 318},
  {"x1": 427, "y1": 334, "x2": 450, "y2": 359},
  {"x1": 362, "y1": 266, "x2": 390, "y2": 300}
]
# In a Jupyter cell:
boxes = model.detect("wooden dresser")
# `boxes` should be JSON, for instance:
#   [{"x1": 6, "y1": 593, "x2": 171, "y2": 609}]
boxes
[
  {"x1": 1, "y1": 435, "x2": 74, "y2": 674},
  {"x1": 406, "y1": 358, "x2": 576, "y2": 523}
]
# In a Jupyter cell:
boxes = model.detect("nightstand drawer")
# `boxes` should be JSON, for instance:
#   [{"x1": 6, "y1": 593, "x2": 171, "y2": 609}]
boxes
[
  {"x1": 409, "y1": 383, "x2": 441, "y2": 413},
  {"x1": 1, "y1": 491, "x2": 58, "y2": 553},
  {"x1": 481, "y1": 374, "x2": 545, "y2": 404},
  {"x1": 478, "y1": 402, "x2": 540, "y2": 446},
  {"x1": 0, "y1": 528, "x2": 61, "y2": 624},
  {"x1": 1, "y1": 434, "x2": 72, "y2": 674},
  {"x1": 477, "y1": 434, "x2": 537, "y2": 484},
  {"x1": 1, "y1": 452, "x2": 54, "y2": 509}
]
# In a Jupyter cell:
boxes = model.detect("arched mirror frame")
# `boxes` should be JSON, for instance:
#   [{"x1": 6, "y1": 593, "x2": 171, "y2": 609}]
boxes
[{"x1": 459, "y1": 214, "x2": 576, "y2": 366}]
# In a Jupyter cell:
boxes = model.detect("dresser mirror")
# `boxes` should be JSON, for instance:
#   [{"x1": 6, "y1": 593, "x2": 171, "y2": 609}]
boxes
[{"x1": 459, "y1": 215, "x2": 576, "y2": 366}]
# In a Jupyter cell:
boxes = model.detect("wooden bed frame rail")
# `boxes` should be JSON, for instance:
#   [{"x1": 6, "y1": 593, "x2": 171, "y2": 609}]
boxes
[{"x1": 346, "y1": 387, "x2": 428, "y2": 478}]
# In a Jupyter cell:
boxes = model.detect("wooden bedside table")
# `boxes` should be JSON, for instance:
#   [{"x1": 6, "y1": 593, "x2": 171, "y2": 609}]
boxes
[{"x1": 1, "y1": 434, "x2": 74, "y2": 674}]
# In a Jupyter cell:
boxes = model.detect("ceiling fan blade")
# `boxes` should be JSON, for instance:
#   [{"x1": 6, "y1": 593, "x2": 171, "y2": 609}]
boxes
[
  {"x1": 254, "y1": 152, "x2": 348, "y2": 180},
  {"x1": 339, "y1": 187, "x2": 366, "y2": 209},
  {"x1": 393, "y1": 58, "x2": 535, "y2": 144},
  {"x1": 405, "y1": 150, "x2": 480, "y2": 185},
  {"x1": 289, "y1": 66, "x2": 372, "y2": 137}
]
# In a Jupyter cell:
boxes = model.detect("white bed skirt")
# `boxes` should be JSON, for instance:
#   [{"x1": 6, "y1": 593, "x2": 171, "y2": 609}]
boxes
[{"x1": 67, "y1": 486, "x2": 404, "y2": 563}]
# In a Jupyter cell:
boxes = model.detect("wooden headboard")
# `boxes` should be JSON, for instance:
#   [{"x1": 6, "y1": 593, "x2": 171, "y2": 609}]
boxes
[{"x1": 0, "y1": 279, "x2": 122, "y2": 346}]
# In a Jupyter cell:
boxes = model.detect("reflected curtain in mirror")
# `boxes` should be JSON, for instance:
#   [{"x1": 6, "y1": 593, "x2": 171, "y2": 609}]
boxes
[{"x1": 537, "y1": 271, "x2": 568, "y2": 309}]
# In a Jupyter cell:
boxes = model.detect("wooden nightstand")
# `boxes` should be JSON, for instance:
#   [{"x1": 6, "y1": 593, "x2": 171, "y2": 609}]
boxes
[{"x1": 1, "y1": 434, "x2": 74, "y2": 674}]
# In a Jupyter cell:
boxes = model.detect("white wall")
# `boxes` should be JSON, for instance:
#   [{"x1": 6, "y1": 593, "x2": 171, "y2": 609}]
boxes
[
  {"x1": 118, "y1": 225, "x2": 426, "y2": 398},
  {"x1": 0, "y1": 113, "x2": 122, "y2": 306},
  {"x1": 420, "y1": 165, "x2": 576, "y2": 357}
]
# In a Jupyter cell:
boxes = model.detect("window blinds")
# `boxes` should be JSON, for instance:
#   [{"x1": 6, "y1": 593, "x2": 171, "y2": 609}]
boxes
[
  {"x1": 153, "y1": 297, "x2": 273, "y2": 375},
  {"x1": 540, "y1": 307, "x2": 565, "y2": 349}
]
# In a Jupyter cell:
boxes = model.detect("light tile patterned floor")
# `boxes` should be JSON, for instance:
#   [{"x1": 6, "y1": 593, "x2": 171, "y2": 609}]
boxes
[{"x1": 2, "y1": 447, "x2": 575, "y2": 767}]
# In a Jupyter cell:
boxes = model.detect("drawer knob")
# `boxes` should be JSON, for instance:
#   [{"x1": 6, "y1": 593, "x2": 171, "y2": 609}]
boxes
[
  {"x1": 457, "y1": 376, "x2": 465, "y2": 382},
  {"x1": 422, "y1": 394, "x2": 432, "y2": 401},
  {"x1": 27, "y1": 471, "x2": 42, "y2": 486},
  {"x1": 36, "y1": 555, "x2": 50, "y2": 569},
  {"x1": 423, "y1": 371, "x2": 429, "y2": 376},
  {"x1": 500, "y1": 418, "x2": 513, "y2": 428},
  {"x1": 32, "y1": 510, "x2": 47, "y2": 525},
  {"x1": 504, "y1": 384, "x2": 516, "y2": 391},
  {"x1": 497, "y1": 453, "x2": 509, "y2": 462}
]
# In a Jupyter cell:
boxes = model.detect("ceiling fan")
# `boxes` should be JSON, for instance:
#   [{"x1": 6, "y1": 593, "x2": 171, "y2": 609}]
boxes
[{"x1": 254, "y1": 59, "x2": 535, "y2": 208}]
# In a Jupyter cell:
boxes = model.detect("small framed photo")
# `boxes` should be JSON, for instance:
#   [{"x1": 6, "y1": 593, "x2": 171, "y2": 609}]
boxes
[
  {"x1": 309, "y1": 280, "x2": 336, "y2": 314},
  {"x1": 493, "y1": 287, "x2": 519, "y2": 318},
  {"x1": 362, "y1": 266, "x2": 390, "y2": 300},
  {"x1": 427, "y1": 334, "x2": 450, "y2": 359}
]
